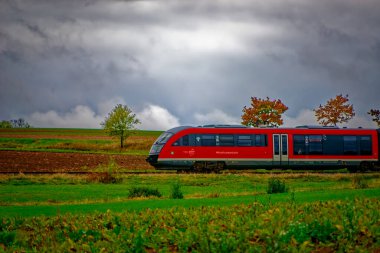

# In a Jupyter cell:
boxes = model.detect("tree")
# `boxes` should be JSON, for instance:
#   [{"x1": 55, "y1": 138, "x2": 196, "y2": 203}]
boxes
[
  {"x1": 314, "y1": 94, "x2": 355, "y2": 126},
  {"x1": 241, "y1": 97, "x2": 288, "y2": 127},
  {"x1": 368, "y1": 109, "x2": 380, "y2": 127},
  {"x1": 0, "y1": 120, "x2": 13, "y2": 128},
  {"x1": 11, "y1": 118, "x2": 31, "y2": 128},
  {"x1": 101, "y1": 104, "x2": 140, "y2": 148}
]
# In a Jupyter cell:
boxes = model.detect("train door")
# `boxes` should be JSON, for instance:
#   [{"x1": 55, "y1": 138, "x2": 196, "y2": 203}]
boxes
[{"x1": 273, "y1": 134, "x2": 289, "y2": 166}]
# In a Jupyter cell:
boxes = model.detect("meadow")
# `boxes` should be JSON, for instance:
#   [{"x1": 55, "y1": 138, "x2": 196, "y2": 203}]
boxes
[
  {"x1": 1, "y1": 128, "x2": 380, "y2": 252},
  {"x1": 1, "y1": 173, "x2": 380, "y2": 252}
]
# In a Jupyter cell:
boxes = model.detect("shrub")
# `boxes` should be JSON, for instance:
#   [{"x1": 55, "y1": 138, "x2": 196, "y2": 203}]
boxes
[
  {"x1": 0, "y1": 231, "x2": 16, "y2": 247},
  {"x1": 128, "y1": 187, "x2": 162, "y2": 198},
  {"x1": 170, "y1": 182, "x2": 184, "y2": 199},
  {"x1": 87, "y1": 172, "x2": 119, "y2": 184},
  {"x1": 267, "y1": 178, "x2": 287, "y2": 194},
  {"x1": 87, "y1": 159, "x2": 122, "y2": 184}
]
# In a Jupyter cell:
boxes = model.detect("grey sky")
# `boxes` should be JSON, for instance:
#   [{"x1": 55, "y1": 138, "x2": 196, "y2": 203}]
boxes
[{"x1": 1, "y1": 0, "x2": 379, "y2": 130}]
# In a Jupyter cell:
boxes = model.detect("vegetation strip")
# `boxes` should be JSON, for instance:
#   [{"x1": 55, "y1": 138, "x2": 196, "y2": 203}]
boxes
[
  {"x1": 1, "y1": 188, "x2": 379, "y2": 217},
  {"x1": 1, "y1": 197, "x2": 379, "y2": 252}
]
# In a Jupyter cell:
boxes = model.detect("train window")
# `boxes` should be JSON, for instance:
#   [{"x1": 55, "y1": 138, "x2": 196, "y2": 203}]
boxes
[
  {"x1": 323, "y1": 135, "x2": 343, "y2": 155},
  {"x1": 182, "y1": 135, "x2": 189, "y2": 146},
  {"x1": 293, "y1": 135, "x2": 306, "y2": 155},
  {"x1": 237, "y1": 135, "x2": 253, "y2": 146},
  {"x1": 172, "y1": 138, "x2": 180, "y2": 146},
  {"x1": 255, "y1": 134, "x2": 267, "y2": 146},
  {"x1": 219, "y1": 135, "x2": 234, "y2": 146},
  {"x1": 308, "y1": 135, "x2": 323, "y2": 154},
  {"x1": 343, "y1": 136, "x2": 358, "y2": 155},
  {"x1": 282, "y1": 135, "x2": 288, "y2": 155},
  {"x1": 360, "y1": 136, "x2": 372, "y2": 155},
  {"x1": 172, "y1": 135, "x2": 189, "y2": 146},
  {"x1": 155, "y1": 132, "x2": 173, "y2": 144},
  {"x1": 201, "y1": 134, "x2": 216, "y2": 146},
  {"x1": 274, "y1": 135, "x2": 280, "y2": 155}
]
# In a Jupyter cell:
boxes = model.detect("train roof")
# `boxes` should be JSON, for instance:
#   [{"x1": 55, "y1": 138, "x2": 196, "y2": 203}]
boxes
[{"x1": 166, "y1": 124, "x2": 377, "y2": 133}]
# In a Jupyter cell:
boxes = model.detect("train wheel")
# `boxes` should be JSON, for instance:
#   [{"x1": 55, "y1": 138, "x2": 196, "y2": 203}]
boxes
[
  {"x1": 359, "y1": 162, "x2": 372, "y2": 172},
  {"x1": 193, "y1": 162, "x2": 205, "y2": 173},
  {"x1": 347, "y1": 166, "x2": 358, "y2": 173}
]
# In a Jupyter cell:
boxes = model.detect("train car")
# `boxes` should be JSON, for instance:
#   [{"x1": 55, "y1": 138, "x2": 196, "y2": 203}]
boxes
[{"x1": 146, "y1": 125, "x2": 380, "y2": 172}]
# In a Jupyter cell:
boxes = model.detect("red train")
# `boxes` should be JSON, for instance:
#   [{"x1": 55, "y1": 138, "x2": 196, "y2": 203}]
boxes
[{"x1": 146, "y1": 125, "x2": 380, "y2": 172}]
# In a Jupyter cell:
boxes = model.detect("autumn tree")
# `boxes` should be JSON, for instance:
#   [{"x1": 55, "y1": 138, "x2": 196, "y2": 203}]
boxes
[
  {"x1": 241, "y1": 97, "x2": 288, "y2": 127},
  {"x1": 101, "y1": 104, "x2": 140, "y2": 148},
  {"x1": 314, "y1": 94, "x2": 355, "y2": 126},
  {"x1": 368, "y1": 109, "x2": 380, "y2": 127}
]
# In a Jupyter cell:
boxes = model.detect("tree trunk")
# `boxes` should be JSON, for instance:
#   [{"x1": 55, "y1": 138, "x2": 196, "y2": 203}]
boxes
[{"x1": 120, "y1": 131, "x2": 124, "y2": 148}]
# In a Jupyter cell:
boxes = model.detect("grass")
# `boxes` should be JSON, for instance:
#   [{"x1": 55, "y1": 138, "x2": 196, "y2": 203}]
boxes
[
  {"x1": 1, "y1": 188, "x2": 379, "y2": 218},
  {"x1": 0, "y1": 128, "x2": 162, "y2": 137},
  {"x1": 0, "y1": 128, "x2": 162, "y2": 155},
  {"x1": 0, "y1": 136, "x2": 156, "y2": 155},
  {"x1": 1, "y1": 173, "x2": 380, "y2": 217},
  {"x1": 1, "y1": 171, "x2": 379, "y2": 252}
]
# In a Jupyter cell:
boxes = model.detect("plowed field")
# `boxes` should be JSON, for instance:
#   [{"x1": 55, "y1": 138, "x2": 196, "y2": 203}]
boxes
[{"x1": 0, "y1": 151, "x2": 152, "y2": 173}]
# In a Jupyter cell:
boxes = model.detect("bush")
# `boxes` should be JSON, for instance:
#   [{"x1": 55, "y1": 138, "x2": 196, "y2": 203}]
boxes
[
  {"x1": 87, "y1": 172, "x2": 119, "y2": 184},
  {"x1": 267, "y1": 178, "x2": 287, "y2": 194},
  {"x1": 87, "y1": 159, "x2": 122, "y2": 184},
  {"x1": 170, "y1": 182, "x2": 184, "y2": 199},
  {"x1": 0, "y1": 231, "x2": 16, "y2": 247},
  {"x1": 128, "y1": 187, "x2": 162, "y2": 198}
]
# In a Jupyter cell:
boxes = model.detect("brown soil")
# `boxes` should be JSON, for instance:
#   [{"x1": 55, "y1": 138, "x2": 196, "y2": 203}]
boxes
[{"x1": 0, "y1": 151, "x2": 153, "y2": 173}]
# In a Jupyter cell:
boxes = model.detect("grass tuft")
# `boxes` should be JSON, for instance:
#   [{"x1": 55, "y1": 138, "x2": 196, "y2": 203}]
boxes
[
  {"x1": 170, "y1": 181, "x2": 184, "y2": 199},
  {"x1": 128, "y1": 187, "x2": 162, "y2": 198},
  {"x1": 267, "y1": 178, "x2": 287, "y2": 194},
  {"x1": 352, "y1": 175, "x2": 369, "y2": 189},
  {"x1": 87, "y1": 159, "x2": 122, "y2": 184}
]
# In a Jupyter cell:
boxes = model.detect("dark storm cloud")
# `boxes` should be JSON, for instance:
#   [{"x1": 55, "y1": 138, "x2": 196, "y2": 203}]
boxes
[{"x1": 0, "y1": 0, "x2": 379, "y2": 128}]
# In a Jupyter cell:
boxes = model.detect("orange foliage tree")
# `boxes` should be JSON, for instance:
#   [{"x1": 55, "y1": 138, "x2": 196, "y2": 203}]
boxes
[
  {"x1": 241, "y1": 97, "x2": 288, "y2": 127},
  {"x1": 314, "y1": 94, "x2": 355, "y2": 126},
  {"x1": 368, "y1": 109, "x2": 380, "y2": 127}
]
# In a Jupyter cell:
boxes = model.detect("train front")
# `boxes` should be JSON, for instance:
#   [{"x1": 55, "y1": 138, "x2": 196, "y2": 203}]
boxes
[
  {"x1": 146, "y1": 126, "x2": 190, "y2": 169},
  {"x1": 146, "y1": 131, "x2": 174, "y2": 168}
]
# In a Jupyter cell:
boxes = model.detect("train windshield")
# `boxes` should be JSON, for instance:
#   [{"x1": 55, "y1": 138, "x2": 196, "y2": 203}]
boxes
[{"x1": 154, "y1": 132, "x2": 174, "y2": 145}]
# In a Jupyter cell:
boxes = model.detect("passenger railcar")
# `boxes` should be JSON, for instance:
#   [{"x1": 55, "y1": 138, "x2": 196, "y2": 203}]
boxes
[{"x1": 146, "y1": 125, "x2": 380, "y2": 172}]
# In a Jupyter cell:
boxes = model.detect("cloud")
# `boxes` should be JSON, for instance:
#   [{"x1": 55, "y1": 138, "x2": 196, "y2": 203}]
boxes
[
  {"x1": 27, "y1": 102, "x2": 180, "y2": 130},
  {"x1": 341, "y1": 115, "x2": 378, "y2": 129},
  {"x1": 282, "y1": 109, "x2": 317, "y2": 127},
  {"x1": 1, "y1": 0, "x2": 380, "y2": 128},
  {"x1": 137, "y1": 104, "x2": 180, "y2": 130},
  {"x1": 97, "y1": 97, "x2": 126, "y2": 116},
  {"x1": 194, "y1": 110, "x2": 240, "y2": 125},
  {"x1": 27, "y1": 105, "x2": 103, "y2": 128},
  {"x1": 283, "y1": 109, "x2": 377, "y2": 128}
]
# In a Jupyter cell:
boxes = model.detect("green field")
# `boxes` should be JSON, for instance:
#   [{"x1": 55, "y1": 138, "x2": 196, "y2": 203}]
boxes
[
  {"x1": 1, "y1": 173, "x2": 380, "y2": 252},
  {"x1": 1, "y1": 173, "x2": 380, "y2": 217}
]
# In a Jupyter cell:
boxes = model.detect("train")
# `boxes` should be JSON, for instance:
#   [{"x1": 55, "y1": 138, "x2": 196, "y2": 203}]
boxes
[{"x1": 146, "y1": 125, "x2": 380, "y2": 172}]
